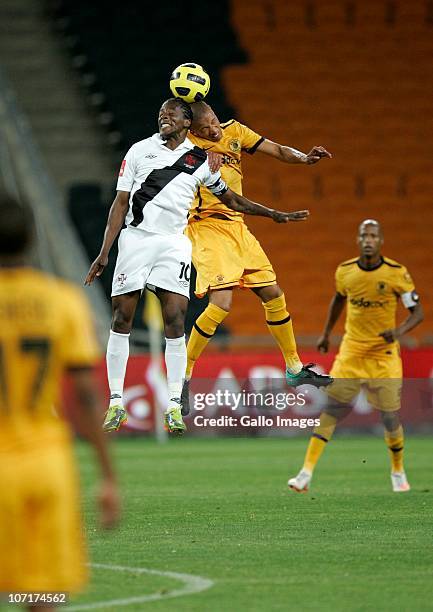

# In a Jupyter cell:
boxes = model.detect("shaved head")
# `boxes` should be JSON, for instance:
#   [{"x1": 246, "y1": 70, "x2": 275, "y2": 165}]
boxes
[
  {"x1": 358, "y1": 218, "x2": 383, "y2": 237},
  {"x1": 357, "y1": 218, "x2": 384, "y2": 263},
  {"x1": 190, "y1": 101, "x2": 213, "y2": 122},
  {"x1": 189, "y1": 101, "x2": 222, "y2": 142}
]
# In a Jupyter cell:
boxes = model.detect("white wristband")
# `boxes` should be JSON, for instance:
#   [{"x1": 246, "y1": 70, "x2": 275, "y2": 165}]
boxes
[{"x1": 401, "y1": 290, "x2": 419, "y2": 308}]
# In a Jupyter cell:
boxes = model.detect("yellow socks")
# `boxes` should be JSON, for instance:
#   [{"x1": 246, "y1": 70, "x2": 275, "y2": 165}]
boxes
[
  {"x1": 186, "y1": 303, "x2": 228, "y2": 378},
  {"x1": 385, "y1": 425, "x2": 404, "y2": 472},
  {"x1": 303, "y1": 412, "x2": 337, "y2": 473},
  {"x1": 262, "y1": 294, "x2": 302, "y2": 372}
]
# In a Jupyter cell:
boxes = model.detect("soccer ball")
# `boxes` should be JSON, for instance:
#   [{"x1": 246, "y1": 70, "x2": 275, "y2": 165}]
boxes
[{"x1": 169, "y1": 63, "x2": 210, "y2": 103}]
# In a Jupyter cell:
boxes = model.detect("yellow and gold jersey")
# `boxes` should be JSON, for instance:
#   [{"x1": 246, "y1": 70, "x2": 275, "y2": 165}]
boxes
[
  {"x1": 0, "y1": 267, "x2": 100, "y2": 451},
  {"x1": 335, "y1": 256, "x2": 416, "y2": 358},
  {"x1": 188, "y1": 120, "x2": 264, "y2": 222}
]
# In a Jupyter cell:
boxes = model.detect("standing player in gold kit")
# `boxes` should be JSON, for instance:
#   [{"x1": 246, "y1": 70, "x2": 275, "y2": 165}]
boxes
[
  {"x1": 288, "y1": 220, "x2": 423, "y2": 493},
  {"x1": 0, "y1": 195, "x2": 120, "y2": 609},
  {"x1": 183, "y1": 101, "x2": 332, "y2": 411}
]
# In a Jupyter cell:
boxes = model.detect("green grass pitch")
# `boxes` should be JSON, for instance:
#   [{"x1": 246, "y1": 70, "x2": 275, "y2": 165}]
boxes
[{"x1": 43, "y1": 437, "x2": 433, "y2": 610}]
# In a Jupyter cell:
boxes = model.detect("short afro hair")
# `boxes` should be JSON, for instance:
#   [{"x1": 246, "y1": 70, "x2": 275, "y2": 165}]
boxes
[
  {"x1": 0, "y1": 193, "x2": 34, "y2": 255},
  {"x1": 161, "y1": 97, "x2": 193, "y2": 122}
]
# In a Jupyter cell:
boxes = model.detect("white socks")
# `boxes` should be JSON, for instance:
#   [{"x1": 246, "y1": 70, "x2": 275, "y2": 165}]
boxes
[
  {"x1": 106, "y1": 332, "x2": 186, "y2": 410},
  {"x1": 106, "y1": 330, "x2": 130, "y2": 407},
  {"x1": 165, "y1": 336, "x2": 187, "y2": 403}
]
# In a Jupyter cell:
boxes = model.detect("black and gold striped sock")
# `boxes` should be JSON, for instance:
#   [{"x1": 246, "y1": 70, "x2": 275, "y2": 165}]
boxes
[
  {"x1": 385, "y1": 425, "x2": 404, "y2": 472},
  {"x1": 262, "y1": 294, "x2": 302, "y2": 372},
  {"x1": 186, "y1": 303, "x2": 228, "y2": 378},
  {"x1": 303, "y1": 412, "x2": 337, "y2": 472}
]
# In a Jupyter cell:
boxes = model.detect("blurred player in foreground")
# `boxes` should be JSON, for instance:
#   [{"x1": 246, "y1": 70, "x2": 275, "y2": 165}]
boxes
[
  {"x1": 183, "y1": 101, "x2": 333, "y2": 410},
  {"x1": 289, "y1": 220, "x2": 423, "y2": 493},
  {"x1": 85, "y1": 98, "x2": 309, "y2": 435},
  {"x1": 0, "y1": 195, "x2": 120, "y2": 610}
]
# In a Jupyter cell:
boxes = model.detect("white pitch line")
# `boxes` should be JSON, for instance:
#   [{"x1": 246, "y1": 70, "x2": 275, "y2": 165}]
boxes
[{"x1": 66, "y1": 563, "x2": 214, "y2": 610}]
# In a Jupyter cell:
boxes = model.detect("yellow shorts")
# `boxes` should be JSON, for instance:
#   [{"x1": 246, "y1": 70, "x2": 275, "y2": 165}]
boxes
[
  {"x1": 185, "y1": 217, "x2": 276, "y2": 297},
  {"x1": 327, "y1": 352, "x2": 403, "y2": 411},
  {"x1": 0, "y1": 440, "x2": 87, "y2": 593}
]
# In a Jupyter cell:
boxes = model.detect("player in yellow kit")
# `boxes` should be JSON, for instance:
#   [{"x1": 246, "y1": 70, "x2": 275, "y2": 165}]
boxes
[
  {"x1": 0, "y1": 196, "x2": 120, "y2": 609},
  {"x1": 288, "y1": 220, "x2": 423, "y2": 494},
  {"x1": 183, "y1": 101, "x2": 333, "y2": 411}
]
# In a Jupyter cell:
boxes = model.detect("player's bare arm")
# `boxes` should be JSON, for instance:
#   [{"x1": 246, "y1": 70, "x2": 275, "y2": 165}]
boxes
[
  {"x1": 257, "y1": 139, "x2": 332, "y2": 165},
  {"x1": 85, "y1": 190, "x2": 130, "y2": 285},
  {"x1": 219, "y1": 188, "x2": 309, "y2": 223},
  {"x1": 317, "y1": 292, "x2": 347, "y2": 353},
  {"x1": 69, "y1": 367, "x2": 121, "y2": 528},
  {"x1": 379, "y1": 302, "x2": 424, "y2": 344}
]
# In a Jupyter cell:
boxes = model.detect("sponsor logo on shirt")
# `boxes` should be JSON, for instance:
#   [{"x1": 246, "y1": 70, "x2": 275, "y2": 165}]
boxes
[
  {"x1": 350, "y1": 296, "x2": 388, "y2": 308},
  {"x1": 145, "y1": 154, "x2": 157, "y2": 159},
  {"x1": 221, "y1": 153, "x2": 240, "y2": 166}
]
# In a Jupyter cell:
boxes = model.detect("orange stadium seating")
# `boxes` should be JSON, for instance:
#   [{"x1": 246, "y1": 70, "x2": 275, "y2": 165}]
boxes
[{"x1": 222, "y1": 0, "x2": 433, "y2": 343}]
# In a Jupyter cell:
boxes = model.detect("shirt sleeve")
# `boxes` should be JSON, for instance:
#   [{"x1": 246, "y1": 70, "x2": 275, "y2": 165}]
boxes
[
  {"x1": 393, "y1": 267, "x2": 419, "y2": 307},
  {"x1": 60, "y1": 285, "x2": 101, "y2": 368},
  {"x1": 238, "y1": 122, "x2": 265, "y2": 154},
  {"x1": 202, "y1": 161, "x2": 229, "y2": 196},
  {"x1": 116, "y1": 145, "x2": 136, "y2": 192},
  {"x1": 335, "y1": 266, "x2": 347, "y2": 296}
]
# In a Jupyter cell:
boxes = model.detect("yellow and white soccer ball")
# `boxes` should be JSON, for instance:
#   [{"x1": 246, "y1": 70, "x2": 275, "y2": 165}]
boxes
[{"x1": 169, "y1": 63, "x2": 210, "y2": 103}]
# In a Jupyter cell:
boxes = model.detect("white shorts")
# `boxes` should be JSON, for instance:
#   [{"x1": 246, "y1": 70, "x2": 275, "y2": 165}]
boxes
[{"x1": 111, "y1": 227, "x2": 192, "y2": 298}]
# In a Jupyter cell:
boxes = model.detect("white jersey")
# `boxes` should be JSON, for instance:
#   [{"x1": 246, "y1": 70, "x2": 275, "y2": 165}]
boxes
[{"x1": 116, "y1": 133, "x2": 228, "y2": 235}]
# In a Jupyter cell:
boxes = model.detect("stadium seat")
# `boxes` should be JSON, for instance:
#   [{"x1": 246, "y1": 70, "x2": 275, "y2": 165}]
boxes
[{"x1": 223, "y1": 0, "x2": 433, "y2": 340}]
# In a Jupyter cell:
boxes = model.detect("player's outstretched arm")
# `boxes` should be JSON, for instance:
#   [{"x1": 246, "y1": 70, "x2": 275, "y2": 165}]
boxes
[
  {"x1": 69, "y1": 367, "x2": 121, "y2": 529},
  {"x1": 379, "y1": 302, "x2": 424, "y2": 344},
  {"x1": 84, "y1": 190, "x2": 130, "y2": 285},
  {"x1": 219, "y1": 188, "x2": 309, "y2": 223},
  {"x1": 317, "y1": 292, "x2": 347, "y2": 353},
  {"x1": 257, "y1": 139, "x2": 332, "y2": 165}
]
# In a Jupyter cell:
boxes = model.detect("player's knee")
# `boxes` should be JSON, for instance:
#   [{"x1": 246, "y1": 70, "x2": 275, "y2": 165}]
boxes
[
  {"x1": 380, "y1": 410, "x2": 400, "y2": 431},
  {"x1": 163, "y1": 307, "x2": 186, "y2": 338},
  {"x1": 326, "y1": 402, "x2": 352, "y2": 421},
  {"x1": 111, "y1": 307, "x2": 134, "y2": 334},
  {"x1": 262, "y1": 285, "x2": 283, "y2": 302},
  {"x1": 210, "y1": 290, "x2": 232, "y2": 312}
]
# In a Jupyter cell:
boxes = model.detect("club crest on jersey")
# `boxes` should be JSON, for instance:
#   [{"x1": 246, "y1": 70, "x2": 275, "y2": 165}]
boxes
[
  {"x1": 117, "y1": 273, "x2": 127, "y2": 288},
  {"x1": 229, "y1": 139, "x2": 241, "y2": 153},
  {"x1": 184, "y1": 153, "x2": 199, "y2": 169},
  {"x1": 377, "y1": 281, "x2": 387, "y2": 295}
]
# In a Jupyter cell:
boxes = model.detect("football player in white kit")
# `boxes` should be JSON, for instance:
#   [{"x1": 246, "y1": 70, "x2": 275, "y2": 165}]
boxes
[{"x1": 85, "y1": 97, "x2": 309, "y2": 434}]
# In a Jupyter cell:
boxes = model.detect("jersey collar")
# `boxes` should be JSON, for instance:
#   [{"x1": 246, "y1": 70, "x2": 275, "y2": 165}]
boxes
[
  {"x1": 357, "y1": 256, "x2": 384, "y2": 271},
  {"x1": 152, "y1": 133, "x2": 194, "y2": 151}
]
